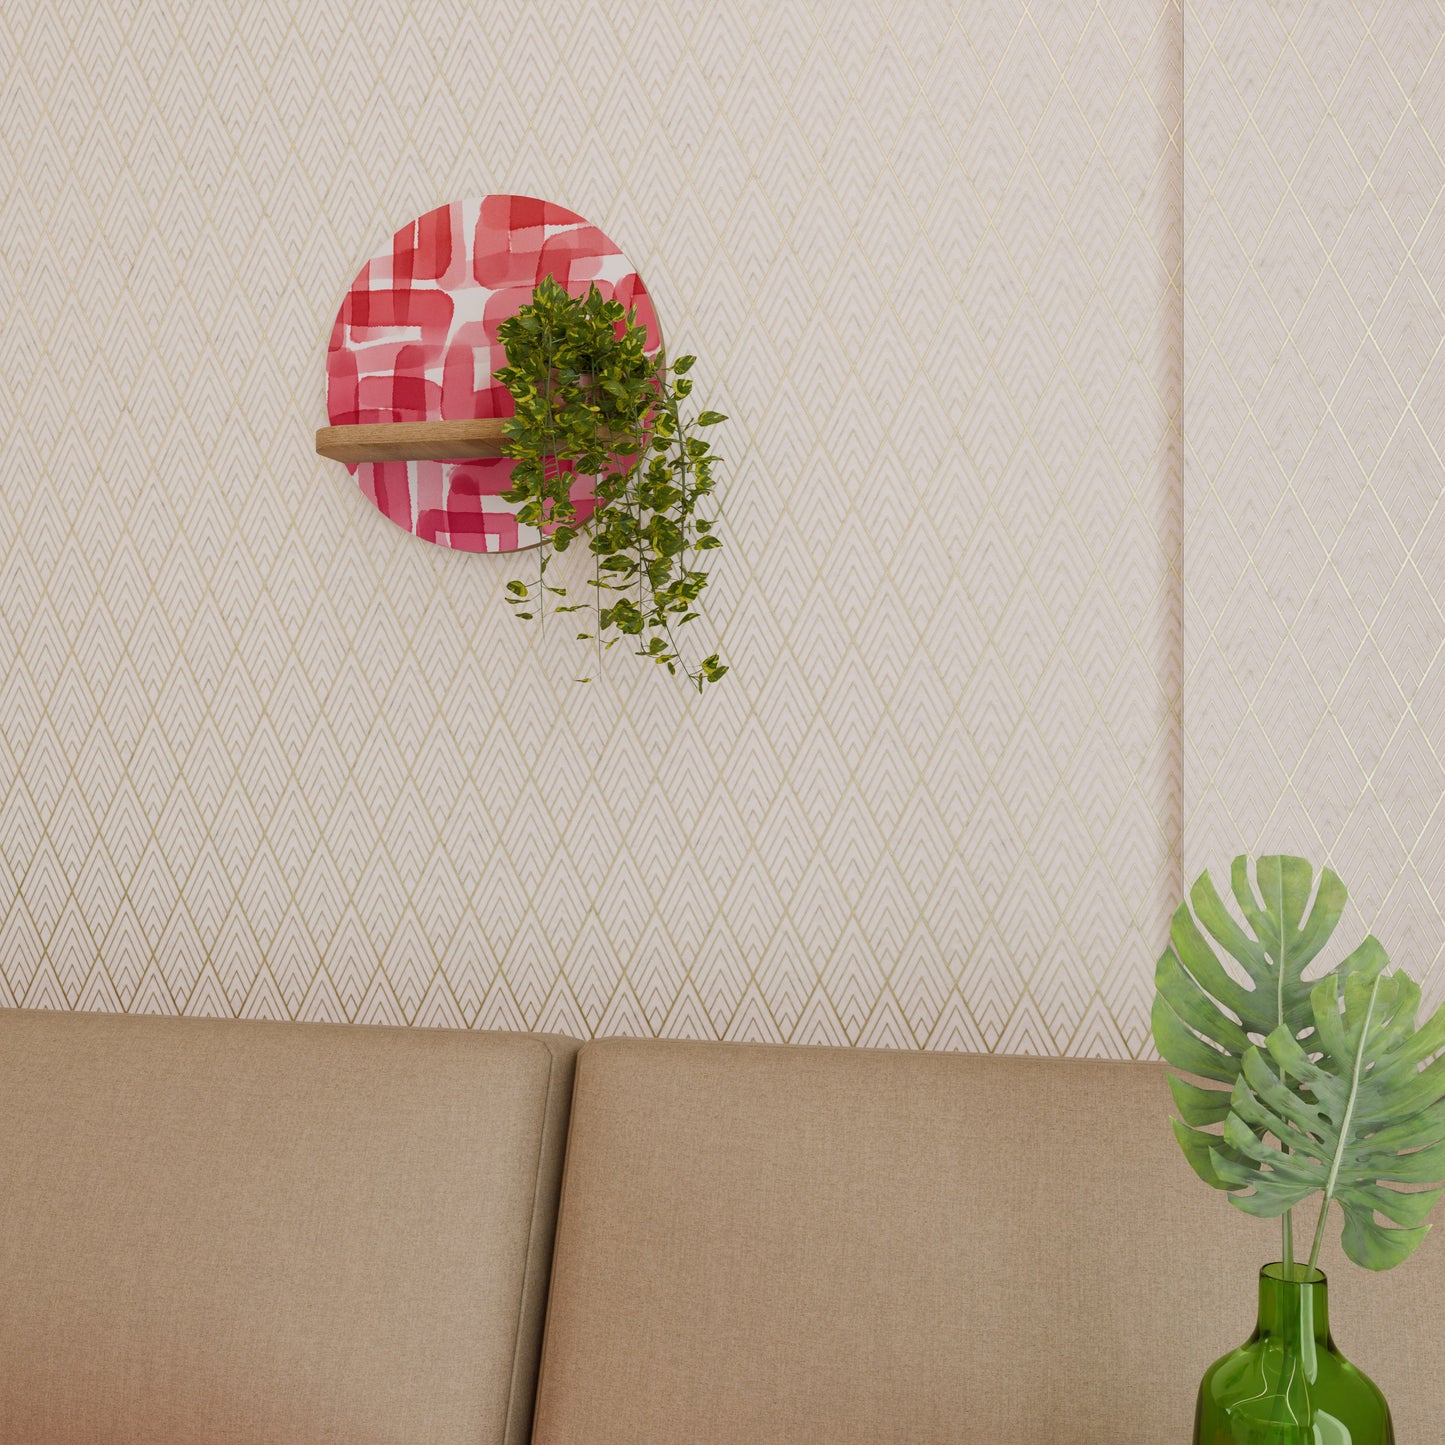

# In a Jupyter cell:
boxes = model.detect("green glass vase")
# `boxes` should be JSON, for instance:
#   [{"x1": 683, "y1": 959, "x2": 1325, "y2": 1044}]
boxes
[{"x1": 1194, "y1": 1264, "x2": 1393, "y2": 1444}]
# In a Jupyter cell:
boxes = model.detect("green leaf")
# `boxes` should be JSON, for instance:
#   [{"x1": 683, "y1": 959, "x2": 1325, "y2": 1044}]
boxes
[
  {"x1": 1174, "y1": 1117, "x2": 1258, "y2": 1190},
  {"x1": 1168, "y1": 1072, "x2": 1233, "y2": 1128},
  {"x1": 1219, "y1": 964, "x2": 1445, "y2": 1270},
  {"x1": 695, "y1": 410, "x2": 727, "y2": 426},
  {"x1": 1153, "y1": 856, "x2": 1349, "y2": 1191},
  {"x1": 1152, "y1": 993, "x2": 1234, "y2": 1085}
]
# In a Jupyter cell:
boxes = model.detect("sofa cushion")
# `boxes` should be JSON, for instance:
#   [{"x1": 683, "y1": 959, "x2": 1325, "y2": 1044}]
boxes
[
  {"x1": 0, "y1": 1009, "x2": 576, "y2": 1445},
  {"x1": 531, "y1": 1037, "x2": 1445, "y2": 1444}
]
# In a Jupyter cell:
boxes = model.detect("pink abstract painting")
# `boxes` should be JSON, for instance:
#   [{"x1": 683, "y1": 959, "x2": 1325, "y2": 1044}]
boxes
[{"x1": 326, "y1": 195, "x2": 660, "y2": 552}]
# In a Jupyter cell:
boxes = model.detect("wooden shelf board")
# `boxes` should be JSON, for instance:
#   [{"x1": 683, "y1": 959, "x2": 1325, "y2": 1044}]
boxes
[{"x1": 315, "y1": 418, "x2": 508, "y2": 463}]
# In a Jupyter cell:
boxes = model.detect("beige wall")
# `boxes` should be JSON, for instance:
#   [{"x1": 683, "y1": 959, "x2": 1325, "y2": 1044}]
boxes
[
  {"x1": 0, "y1": 1, "x2": 1181, "y2": 1054},
  {"x1": 1183, "y1": 1, "x2": 1445, "y2": 984}
]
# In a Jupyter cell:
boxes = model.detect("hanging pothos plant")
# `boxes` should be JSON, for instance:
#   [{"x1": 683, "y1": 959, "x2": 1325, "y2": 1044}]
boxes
[{"x1": 494, "y1": 276, "x2": 727, "y2": 690}]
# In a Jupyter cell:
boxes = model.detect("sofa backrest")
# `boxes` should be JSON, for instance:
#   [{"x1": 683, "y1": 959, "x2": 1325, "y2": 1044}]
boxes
[
  {"x1": 0, "y1": 1008, "x2": 577, "y2": 1445},
  {"x1": 531, "y1": 1037, "x2": 1445, "y2": 1444}
]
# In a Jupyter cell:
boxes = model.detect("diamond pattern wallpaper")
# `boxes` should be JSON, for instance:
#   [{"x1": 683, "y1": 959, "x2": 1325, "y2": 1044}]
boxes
[
  {"x1": 0, "y1": 0, "x2": 1183, "y2": 1055},
  {"x1": 1184, "y1": 0, "x2": 1445, "y2": 988}
]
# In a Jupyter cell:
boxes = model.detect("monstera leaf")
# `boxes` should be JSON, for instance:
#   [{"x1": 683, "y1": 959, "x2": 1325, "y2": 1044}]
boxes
[
  {"x1": 1215, "y1": 954, "x2": 1445, "y2": 1271},
  {"x1": 1152, "y1": 855, "x2": 1347, "y2": 1188}
]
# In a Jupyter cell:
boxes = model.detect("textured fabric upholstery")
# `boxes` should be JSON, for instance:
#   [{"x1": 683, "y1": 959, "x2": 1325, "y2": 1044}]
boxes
[
  {"x1": 0, "y1": 1009, "x2": 576, "y2": 1445},
  {"x1": 532, "y1": 1038, "x2": 1445, "y2": 1444}
]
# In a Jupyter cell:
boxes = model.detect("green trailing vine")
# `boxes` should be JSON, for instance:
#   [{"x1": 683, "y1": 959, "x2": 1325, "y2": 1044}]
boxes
[{"x1": 494, "y1": 276, "x2": 727, "y2": 690}]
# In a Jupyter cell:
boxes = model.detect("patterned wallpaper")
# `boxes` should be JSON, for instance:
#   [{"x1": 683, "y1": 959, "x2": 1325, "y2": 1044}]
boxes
[
  {"x1": 0, "y1": 0, "x2": 1182, "y2": 1055},
  {"x1": 1183, "y1": 0, "x2": 1445, "y2": 987}
]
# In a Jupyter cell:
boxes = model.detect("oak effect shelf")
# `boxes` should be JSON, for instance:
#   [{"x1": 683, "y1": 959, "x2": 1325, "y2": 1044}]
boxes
[{"x1": 315, "y1": 418, "x2": 508, "y2": 464}]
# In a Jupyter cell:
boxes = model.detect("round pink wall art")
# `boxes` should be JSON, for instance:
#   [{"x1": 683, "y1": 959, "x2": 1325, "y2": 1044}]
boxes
[{"x1": 326, "y1": 195, "x2": 660, "y2": 552}]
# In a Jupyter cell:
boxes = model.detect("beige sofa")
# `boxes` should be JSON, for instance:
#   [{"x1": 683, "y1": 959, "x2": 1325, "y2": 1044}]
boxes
[
  {"x1": 2, "y1": 1010, "x2": 1441, "y2": 1442},
  {"x1": 0, "y1": 1010, "x2": 577, "y2": 1445}
]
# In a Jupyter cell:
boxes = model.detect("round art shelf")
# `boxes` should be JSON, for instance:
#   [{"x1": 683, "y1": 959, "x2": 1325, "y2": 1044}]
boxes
[{"x1": 319, "y1": 194, "x2": 660, "y2": 552}]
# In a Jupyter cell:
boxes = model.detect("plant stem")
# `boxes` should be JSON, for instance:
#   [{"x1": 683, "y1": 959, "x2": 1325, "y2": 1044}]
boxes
[
  {"x1": 1307, "y1": 1203, "x2": 1330, "y2": 1278},
  {"x1": 538, "y1": 331, "x2": 560, "y2": 633},
  {"x1": 654, "y1": 377, "x2": 703, "y2": 686},
  {"x1": 1270, "y1": 860, "x2": 1296, "y2": 1280},
  {"x1": 1306, "y1": 974, "x2": 1383, "y2": 1275}
]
